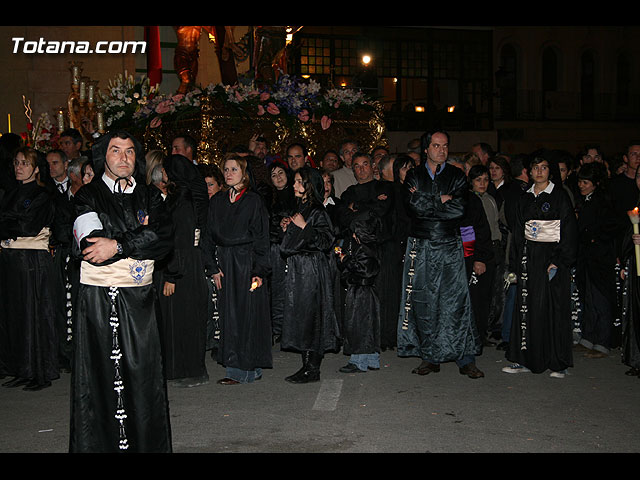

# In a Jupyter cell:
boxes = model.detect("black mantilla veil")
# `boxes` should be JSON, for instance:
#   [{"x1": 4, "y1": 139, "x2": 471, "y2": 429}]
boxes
[{"x1": 91, "y1": 130, "x2": 146, "y2": 192}]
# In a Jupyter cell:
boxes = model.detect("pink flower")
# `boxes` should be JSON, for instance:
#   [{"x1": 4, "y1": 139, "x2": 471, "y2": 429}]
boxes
[
  {"x1": 155, "y1": 100, "x2": 172, "y2": 114},
  {"x1": 171, "y1": 94, "x2": 185, "y2": 102},
  {"x1": 266, "y1": 102, "x2": 280, "y2": 115},
  {"x1": 257, "y1": 105, "x2": 265, "y2": 116},
  {"x1": 150, "y1": 116, "x2": 162, "y2": 128},
  {"x1": 260, "y1": 92, "x2": 270, "y2": 101},
  {"x1": 320, "y1": 115, "x2": 332, "y2": 130},
  {"x1": 298, "y1": 109, "x2": 310, "y2": 122}
]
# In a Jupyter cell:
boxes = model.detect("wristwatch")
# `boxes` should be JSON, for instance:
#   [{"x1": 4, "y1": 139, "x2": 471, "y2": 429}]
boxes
[{"x1": 115, "y1": 241, "x2": 123, "y2": 256}]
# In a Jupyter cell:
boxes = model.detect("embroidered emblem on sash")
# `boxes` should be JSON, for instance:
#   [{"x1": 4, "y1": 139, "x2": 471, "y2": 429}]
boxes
[
  {"x1": 530, "y1": 221, "x2": 539, "y2": 239},
  {"x1": 129, "y1": 260, "x2": 148, "y2": 285},
  {"x1": 137, "y1": 209, "x2": 146, "y2": 224},
  {"x1": 541, "y1": 202, "x2": 550, "y2": 212}
]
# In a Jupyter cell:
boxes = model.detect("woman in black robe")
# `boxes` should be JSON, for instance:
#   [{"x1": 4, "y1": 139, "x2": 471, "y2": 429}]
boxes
[
  {"x1": 280, "y1": 166, "x2": 339, "y2": 383},
  {"x1": 266, "y1": 161, "x2": 296, "y2": 343},
  {"x1": 574, "y1": 162, "x2": 618, "y2": 358},
  {"x1": 504, "y1": 155, "x2": 577, "y2": 377},
  {"x1": 0, "y1": 147, "x2": 58, "y2": 391},
  {"x1": 203, "y1": 155, "x2": 272, "y2": 385},
  {"x1": 155, "y1": 154, "x2": 210, "y2": 386}
]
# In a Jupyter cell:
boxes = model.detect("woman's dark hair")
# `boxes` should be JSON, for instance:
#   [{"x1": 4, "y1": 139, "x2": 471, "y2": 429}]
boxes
[
  {"x1": 269, "y1": 160, "x2": 293, "y2": 188},
  {"x1": 392, "y1": 154, "x2": 415, "y2": 183},
  {"x1": 296, "y1": 165, "x2": 324, "y2": 206},
  {"x1": 577, "y1": 161, "x2": 607, "y2": 187},
  {"x1": 468, "y1": 164, "x2": 490, "y2": 182},
  {"x1": 488, "y1": 155, "x2": 512, "y2": 183},
  {"x1": 81, "y1": 158, "x2": 94, "y2": 181},
  {"x1": 197, "y1": 163, "x2": 224, "y2": 187}
]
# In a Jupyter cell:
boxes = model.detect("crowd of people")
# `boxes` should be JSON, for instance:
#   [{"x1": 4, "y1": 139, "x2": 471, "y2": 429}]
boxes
[{"x1": 0, "y1": 124, "x2": 639, "y2": 453}]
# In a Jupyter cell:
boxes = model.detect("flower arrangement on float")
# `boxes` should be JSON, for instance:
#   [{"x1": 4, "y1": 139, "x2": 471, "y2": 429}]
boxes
[
  {"x1": 99, "y1": 73, "x2": 375, "y2": 132},
  {"x1": 29, "y1": 112, "x2": 61, "y2": 152}
]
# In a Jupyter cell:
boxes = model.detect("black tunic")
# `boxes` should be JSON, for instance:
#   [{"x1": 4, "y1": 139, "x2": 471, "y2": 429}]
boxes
[
  {"x1": 0, "y1": 181, "x2": 58, "y2": 385},
  {"x1": 338, "y1": 179, "x2": 399, "y2": 349},
  {"x1": 508, "y1": 183, "x2": 577, "y2": 373},
  {"x1": 339, "y1": 241, "x2": 380, "y2": 355},
  {"x1": 69, "y1": 176, "x2": 173, "y2": 453},
  {"x1": 620, "y1": 220, "x2": 640, "y2": 370},
  {"x1": 155, "y1": 179, "x2": 209, "y2": 381},
  {"x1": 575, "y1": 190, "x2": 619, "y2": 350},
  {"x1": 203, "y1": 189, "x2": 273, "y2": 372},
  {"x1": 280, "y1": 201, "x2": 340, "y2": 354}
]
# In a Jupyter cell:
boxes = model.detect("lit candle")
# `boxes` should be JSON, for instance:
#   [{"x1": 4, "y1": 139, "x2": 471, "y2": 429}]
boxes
[
  {"x1": 7, "y1": 113, "x2": 10, "y2": 133},
  {"x1": 57, "y1": 110, "x2": 64, "y2": 132},
  {"x1": 250, "y1": 280, "x2": 259, "y2": 292},
  {"x1": 97, "y1": 112, "x2": 104, "y2": 132},
  {"x1": 627, "y1": 207, "x2": 640, "y2": 276}
]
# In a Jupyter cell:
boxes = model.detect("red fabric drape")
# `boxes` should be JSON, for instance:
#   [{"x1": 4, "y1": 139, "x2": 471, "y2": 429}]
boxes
[{"x1": 145, "y1": 26, "x2": 162, "y2": 88}]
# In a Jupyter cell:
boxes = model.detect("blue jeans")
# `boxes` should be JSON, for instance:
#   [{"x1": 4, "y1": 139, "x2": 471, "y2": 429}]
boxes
[
  {"x1": 350, "y1": 353, "x2": 380, "y2": 371},
  {"x1": 226, "y1": 367, "x2": 262, "y2": 383}
]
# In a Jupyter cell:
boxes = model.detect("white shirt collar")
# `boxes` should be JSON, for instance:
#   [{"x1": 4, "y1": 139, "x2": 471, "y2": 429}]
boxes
[
  {"x1": 102, "y1": 172, "x2": 136, "y2": 194},
  {"x1": 527, "y1": 181, "x2": 555, "y2": 196},
  {"x1": 324, "y1": 196, "x2": 335, "y2": 207}
]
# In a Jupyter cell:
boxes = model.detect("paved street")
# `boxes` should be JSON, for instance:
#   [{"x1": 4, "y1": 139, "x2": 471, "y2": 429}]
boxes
[{"x1": 1, "y1": 343, "x2": 639, "y2": 454}]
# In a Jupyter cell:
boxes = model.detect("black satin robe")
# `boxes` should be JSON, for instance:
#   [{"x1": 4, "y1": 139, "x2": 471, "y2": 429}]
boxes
[
  {"x1": 397, "y1": 163, "x2": 481, "y2": 363},
  {"x1": 0, "y1": 181, "x2": 58, "y2": 385},
  {"x1": 203, "y1": 189, "x2": 273, "y2": 372},
  {"x1": 280, "y1": 201, "x2": 340, "y2": 354},
  {"x1": 621, "y1": 222, "x2": 640, "y2": 370},
  {"x1": 337, "y1": 179, "x2": 399, "y2": 349},
  {"x1": 268, "y1": 186, "x2": 297, "y2": 336},
  {"x1": 69, "y1": 177, "x2": 173, "y2": 453},
  {"x1": 508, "y1": 183, "x2": 577, "y2": 374},
  {"x1": 339, "y1": 241, "x2": 380, "y2": 355}
]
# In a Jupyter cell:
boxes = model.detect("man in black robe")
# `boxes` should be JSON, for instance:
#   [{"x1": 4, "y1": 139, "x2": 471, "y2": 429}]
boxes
[
  {"x1": 397, "y1": 130, "x2": 483, "y2": 379},
  {"x1": 68, "y1": 130, "x2": 173, "y2": 453},
  {"x1": 337, "y1": 152, "x2": 397, "y2": 350}
]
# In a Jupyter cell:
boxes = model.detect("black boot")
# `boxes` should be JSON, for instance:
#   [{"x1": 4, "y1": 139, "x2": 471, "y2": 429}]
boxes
[
  {"x1": 286, "y1": 351, "x2": 322, "y2": 384},
  {"x1": 285, "y1": 351, "x2": 311, "y2": 383}
]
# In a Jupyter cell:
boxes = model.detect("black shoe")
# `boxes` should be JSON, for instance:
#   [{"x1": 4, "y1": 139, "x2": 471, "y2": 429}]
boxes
[
  {"x1": 496, "y1": 341, "x2": 509, "y2": 351},
  {"x1": 2, "y1": 377, "x2": 30, "y2": 388},
  {"x1": 339, "y1": 363, "x2": 366, "y2": 374},
  {"x1": 624, "y1": 367, "x2": 640, "y2": 376},
  {"x1": 412, "y1": 361, "x2": 440, "y2": 375},
  {"x1": 23, "y1": 380, "x2": 52, "y2": 391},
  {"x1": 459, "y1": 363, "x2": 485, "y2": 379}
]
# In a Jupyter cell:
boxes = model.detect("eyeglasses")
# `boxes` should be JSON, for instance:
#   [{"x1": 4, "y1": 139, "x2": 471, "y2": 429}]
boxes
[{"x1": 13, "y1": 160, "x2": 30, "y2": 167}]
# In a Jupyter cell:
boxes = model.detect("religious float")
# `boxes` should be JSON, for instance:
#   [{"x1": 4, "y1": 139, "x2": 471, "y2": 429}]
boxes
[{"x1": 98, "y1": 72, "x2": 387, "y2": 167}]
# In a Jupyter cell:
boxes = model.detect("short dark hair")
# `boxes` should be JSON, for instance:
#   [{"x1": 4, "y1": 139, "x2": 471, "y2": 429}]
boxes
[
  {"x1": 60, "y1": 128, "x2": 83, "y2": 145},
  {"x1": 468, "y1": 164, "x2": 490, "y2": 182}
]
